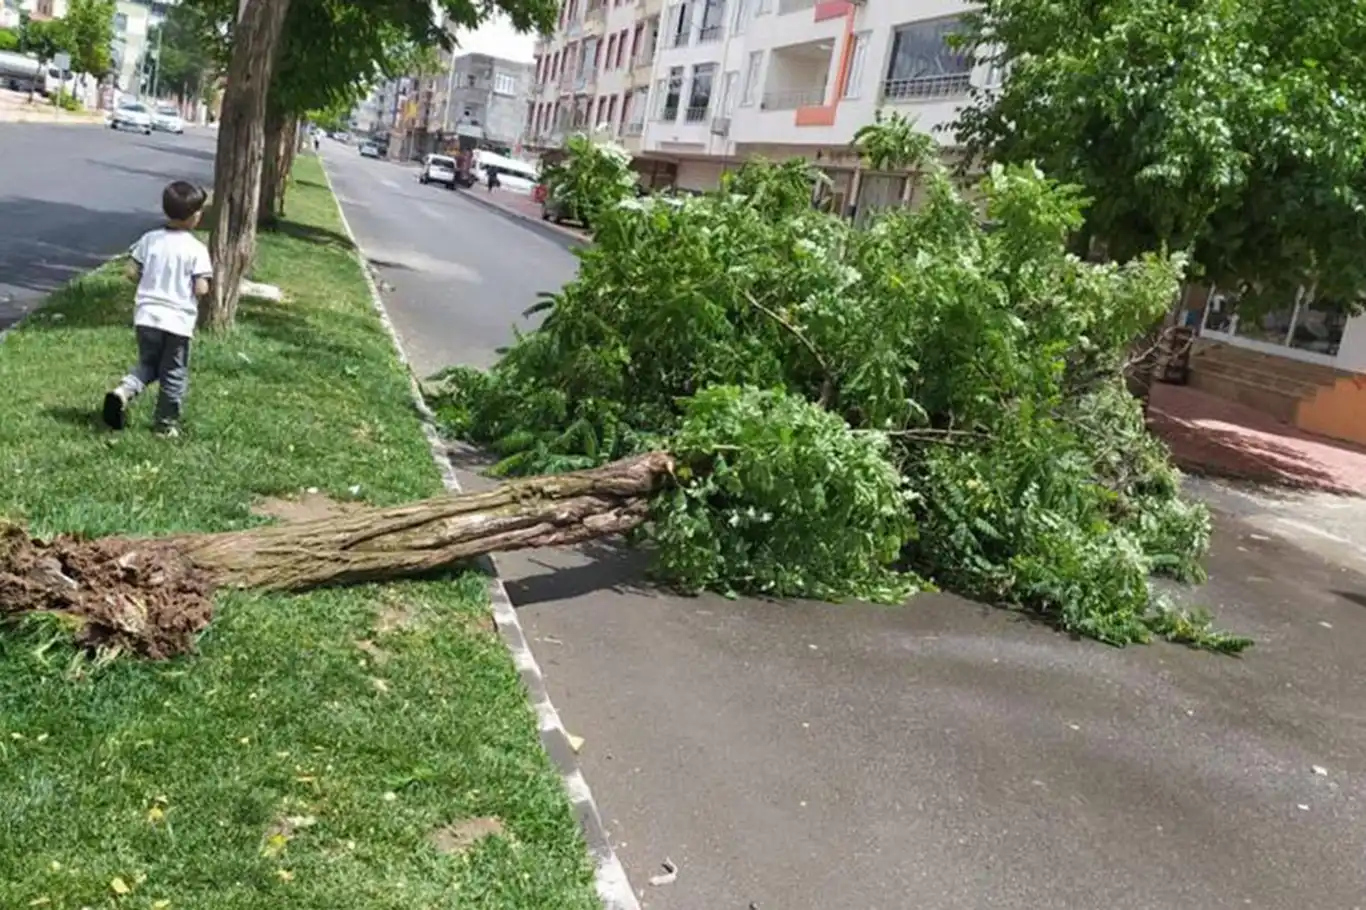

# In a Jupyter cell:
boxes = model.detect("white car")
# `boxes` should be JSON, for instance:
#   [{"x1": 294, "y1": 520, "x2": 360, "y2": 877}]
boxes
[
  {"x1": 358, "y1": 142, "x2": 381, "y2": 158},
  {"x1": 419, "y1": 154, "x2": 458, "y2": 189},
  {"x1": 110, "y1": 101, "x2": 152, "y2": 134},
  {"x1": 152, "y1": 106, "x2": 185, "y2": 134}
]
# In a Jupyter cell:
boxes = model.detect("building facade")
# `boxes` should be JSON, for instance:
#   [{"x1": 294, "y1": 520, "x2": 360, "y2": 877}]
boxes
[
  {"x1": 527, "y1": 0, "x2": 996, "y2": 196},
  {"x1": 432, "y1": 52, "x2": 535, "y2": 152}
]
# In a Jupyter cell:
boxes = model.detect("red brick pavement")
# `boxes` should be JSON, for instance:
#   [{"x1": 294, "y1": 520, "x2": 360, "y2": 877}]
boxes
[{"x1": 1148, "y1": 383, "x2": 1366, "y2": 495}]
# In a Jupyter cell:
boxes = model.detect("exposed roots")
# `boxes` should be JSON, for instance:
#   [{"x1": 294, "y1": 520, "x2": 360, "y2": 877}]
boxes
[{"x1": 0, "y1": 523, "x2": 216, "y2": 660}]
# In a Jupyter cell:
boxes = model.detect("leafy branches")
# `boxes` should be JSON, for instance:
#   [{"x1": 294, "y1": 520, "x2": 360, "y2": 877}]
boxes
[{"x1": 429, "y1": 124, "x2": 1247, "y2": 652}]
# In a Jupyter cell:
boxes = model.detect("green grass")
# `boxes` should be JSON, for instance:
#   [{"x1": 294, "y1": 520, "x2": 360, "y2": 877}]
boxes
[{"x1": 0, "y1": 155, "x2": 600, "y2": 910}]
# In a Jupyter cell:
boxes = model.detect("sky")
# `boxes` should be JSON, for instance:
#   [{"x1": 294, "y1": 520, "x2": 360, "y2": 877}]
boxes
[{"x1": 452, "y1": 14, "x2": 539, "y2": 64}]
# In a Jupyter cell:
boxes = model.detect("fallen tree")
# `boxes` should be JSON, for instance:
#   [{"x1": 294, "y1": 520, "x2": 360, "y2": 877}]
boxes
[{"x1": 0, "y1": 453, "x2": 674, "y2": 659}]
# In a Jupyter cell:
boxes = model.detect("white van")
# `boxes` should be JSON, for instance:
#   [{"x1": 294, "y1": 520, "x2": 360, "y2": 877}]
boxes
[{"x1": 470, "y1": 150, "x2": 539, "y2": 194}]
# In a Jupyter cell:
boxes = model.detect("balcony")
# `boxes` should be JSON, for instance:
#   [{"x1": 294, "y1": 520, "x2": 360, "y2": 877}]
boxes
[
  {"x1": 710, "y1": 116, "x2": 730, "y2": 136},
  {"x1": 622, "y1": 121, "x2": 645, "y2": 136},
  {"x1": 698, "y1": 23, "x2": 724, "y2": 44},
  {"x1": 683, "y1": 104, "x2": 710, "y2": 123},
  {"x1": 760, "y1": 87, "x2": 826, "y2": 110},
  {"x1": 882, "y1": 72, "x2": 972, "y2": 102},
  {"x1": 631, "y1": 46, "x2": 656, "y2": 84}
]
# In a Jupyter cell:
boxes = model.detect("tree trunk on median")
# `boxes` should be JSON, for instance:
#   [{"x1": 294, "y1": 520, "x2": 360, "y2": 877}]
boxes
[
  {"x1": 258, "y1": 105, "x2": 288, "y2": 227},
  {"x1": 203, "y1": 0, "x2": 292, "y2": 331},
  {"x1": 0, "y1": 453, "x2": 675, "y2": 659}
]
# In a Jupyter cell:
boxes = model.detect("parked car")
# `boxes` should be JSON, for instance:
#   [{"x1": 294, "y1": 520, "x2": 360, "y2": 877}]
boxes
[
  {"x1": 419, "y1": 154, "x2": 459, "y2": 189},
  {"x1": 151, "y1": 105, "x2": 185, "y2": 134},
  {"x1": 110, "y1": 101, "x2": 152, "y2": 134},
  {"x1": 358, "y1": 141, "x2": 381, "y2": 158}
]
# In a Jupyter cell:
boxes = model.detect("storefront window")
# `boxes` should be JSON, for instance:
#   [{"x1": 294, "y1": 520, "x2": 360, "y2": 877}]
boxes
[{"x1": 1235, "y1": 307, "x2": 1295, "y2": 345}]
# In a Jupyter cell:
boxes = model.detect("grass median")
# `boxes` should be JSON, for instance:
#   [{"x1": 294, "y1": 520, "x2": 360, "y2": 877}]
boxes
[{"x1": 0, "y1": 154, "x2": 600, "y2": 910}]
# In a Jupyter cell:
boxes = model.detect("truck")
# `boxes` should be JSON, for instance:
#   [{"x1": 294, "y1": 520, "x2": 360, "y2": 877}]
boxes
[{"x1": 0, "y1": 50, "x2": 42, "y2": 92}]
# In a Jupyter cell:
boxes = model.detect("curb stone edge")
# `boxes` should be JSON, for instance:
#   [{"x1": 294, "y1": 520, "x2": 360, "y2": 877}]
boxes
[{"x1": 316, "y1": 154, "x2": 641, "y2": 910}]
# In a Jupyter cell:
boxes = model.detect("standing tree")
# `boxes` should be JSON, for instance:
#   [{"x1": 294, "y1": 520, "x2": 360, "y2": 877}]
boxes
[
  {"x1": 0, "y1": 27, "x2": 20, "y2": 52},
  {"x1": 200, "y1": 0, "x2": 556, "y2": 329},
  {"x1": 151, "y1": 0, "x2": 234, "y2": 106},
  {"x1": 202, "y1": 0, "x2": 293, "y2": 332},
  {"x1": 954, "y1": 0, "x2": 1366, "y2": 312},
  {"x1": 64, "y1": 0, "x2": 116, "y2": 79},
  {"x1": 17, "y1": 14, "x2": 72, "y2": 100}
]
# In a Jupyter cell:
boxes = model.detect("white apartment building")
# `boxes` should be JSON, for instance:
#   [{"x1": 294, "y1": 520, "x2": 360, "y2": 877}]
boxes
[{"x1": 527, "y1": 0, "x2": 999, "y2": 210}]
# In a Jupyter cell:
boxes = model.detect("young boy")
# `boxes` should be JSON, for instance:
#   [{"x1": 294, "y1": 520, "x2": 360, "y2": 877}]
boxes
[{"x1": 103, "y1": 180, "x2": 212, "y2": 437}]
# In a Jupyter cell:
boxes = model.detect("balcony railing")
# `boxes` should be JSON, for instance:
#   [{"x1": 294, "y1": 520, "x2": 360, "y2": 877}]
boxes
[
  {"x1": 623, "y1": 121, "x2": 645, "y2": 136},
  {"x1": 710, "y1": 116, "x2": 730, "y2": 136},
  {"x1": 698, "y1": 23, "x2": 724, "y2": 43},
  {"x1": 657, "y1": 105, "x2": 680, "y2": 121},
  {"x1": 632, "y1": 48, "x2": 655, "y2": 70},
  {"x1": 683, "y1": 104, "x2": 710, "y2": 123},
  {"x1": 665, "y1": 29, "x2": 689, "y2": 49},
  {"x1": 776, "y1": 0, "x2": 815, "y2": 14},
  {"x1": 882, "y1": 72, "x2": 972, "y2": 101},
  {"x1": 760, "y1": 86, "x2": 826, "y2": 110}
]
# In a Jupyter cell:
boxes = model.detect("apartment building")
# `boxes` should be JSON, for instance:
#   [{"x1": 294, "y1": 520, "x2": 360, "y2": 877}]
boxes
[
  {"x1": 428, "y1": 51, "x2": 535, "y2": 152},
  {"x1": 527, "y1": 0, "x2": 999, "y2": 208}
]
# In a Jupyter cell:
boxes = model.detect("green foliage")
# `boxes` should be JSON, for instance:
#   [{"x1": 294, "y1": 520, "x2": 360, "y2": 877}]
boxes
[
  {"x1": 955, "y1": 0, "x2": 1366, "y2": 313},
  {"x1": 0, "y1": 27, "x2": 20, "y2": 52},
  {"x1": 651, "y1": 386, "x2": 920, "y2": 602},
  {"x1": 18, "y1": 16, "x2": 71, "y2": 64},
  {"x1": 429, "y1": 125, "x2": 1246, "y2": 652},
  {"x1": 538, "y1": 131, "x2": 637, "y2": 231},
  {"x1": 152, "y1": 0, "x2": 234, "y2": 100},
  {"x1": 64, "y1": 0, "x2": 115, "y2": 77},
  {"x1": 52, "y1": 90, "x2": 83, "y2": 111}
]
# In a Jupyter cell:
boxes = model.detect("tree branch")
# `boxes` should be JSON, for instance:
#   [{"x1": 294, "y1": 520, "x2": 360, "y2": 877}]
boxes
[{"x1": 743, "y1": 290, "x2": 835, "y2": 407}]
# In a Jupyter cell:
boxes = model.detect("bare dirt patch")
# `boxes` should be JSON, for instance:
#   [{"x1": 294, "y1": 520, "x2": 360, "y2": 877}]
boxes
[
  {"x1": 429, "y1": 817, "x2": 505, "y2": 855},
  {"x1": 0, "y1": 523, "x2": 215, "y2": 659},
  {"x1": 252, "y1": 491, "x2": 364, "y2": 524}
]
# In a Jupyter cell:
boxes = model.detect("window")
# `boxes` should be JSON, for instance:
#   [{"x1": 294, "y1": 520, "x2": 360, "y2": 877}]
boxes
[
  {"x1": 615, "y1": 30, "x2": 627, "y2": 67},
  {"x1": 666, "y1": 2, "x2": 691, "y2": 48},
  {"x1": 606, "y1": 35, "x2": 617, "y2": 70},
  {"x1": 113, "y1": 11, "x2": 128, "y2": 32},
  {"x1": 883, "y1": 17, "x2": 974, "y2": 100},
  {"x1": 720, "y1": 70, "x2": 739, "y2": 115},
  {"x1": 699, "y1": 0, "x2": 725, "y2": 42},
  {"x1": 731, "y1": 0, "x2": 750, "y2": 35},
  {"x1": 606, "y1": 94, "x2": 619, "y2": 131},
  {"x1": 657, "y1": 66, "x2": 684, "y2": 120},
  {"x1": 493, "y1": 72, "x2": 518, "y2": 95},
  {"x1": 740, "y1": 51, "x2": 762, "y2": 106},
  {"x1": 686, "y1": 63, "x2": 716, "y2": 121},
  {"x1": 842, "y1": 32, "x2": 869, "y2": 99}
]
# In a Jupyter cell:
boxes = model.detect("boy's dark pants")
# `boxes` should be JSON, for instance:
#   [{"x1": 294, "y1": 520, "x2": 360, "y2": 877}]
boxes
[{"x1": 120, "y1": 326, "x2": 191, "y2": 427}]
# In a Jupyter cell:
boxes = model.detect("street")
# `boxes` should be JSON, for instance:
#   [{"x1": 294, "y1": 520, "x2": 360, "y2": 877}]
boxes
[
  {"x1": 5, "y1": 129, "x2": 1365, "y2": 909},
  {"x1": 0, "y1": 122, "x2": 217, "y2": 331},
  {"x1": 320, "y1": 142, "x2": 1366, "y2": 910}
]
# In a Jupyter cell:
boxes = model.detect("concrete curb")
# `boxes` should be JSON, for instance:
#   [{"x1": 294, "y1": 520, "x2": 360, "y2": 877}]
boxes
[{"x1": 316, "y1": 155, "x2": 640, "y2": 910}]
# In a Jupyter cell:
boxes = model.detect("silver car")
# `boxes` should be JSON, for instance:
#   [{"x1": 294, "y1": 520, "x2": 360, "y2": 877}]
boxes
[{"x1": 110, "y1": 101, "x2": 152, "y2": 134}]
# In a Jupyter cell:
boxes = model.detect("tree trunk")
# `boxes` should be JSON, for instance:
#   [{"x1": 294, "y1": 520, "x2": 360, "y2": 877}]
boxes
[
  {"x1": 0, "y1": 453, "x2": 675, "y2": 659},
  {"x1": 257, "y1": 105, "x2": 288, "y2": 228},
  {"x1": 203, "y1": 0, "x2": 292, "y2": 332}
]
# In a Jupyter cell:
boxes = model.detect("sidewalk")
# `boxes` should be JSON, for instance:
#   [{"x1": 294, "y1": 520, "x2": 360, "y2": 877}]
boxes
[
  {"x1": 1149, "y1": 383, "x2": 1366, "y2": 495},
  {"x1": 0, "y1": 88, "x2": 104, "y2": 125},
  {"x1": 461, "y1": 185, "x2": 590, "y2": 243}
]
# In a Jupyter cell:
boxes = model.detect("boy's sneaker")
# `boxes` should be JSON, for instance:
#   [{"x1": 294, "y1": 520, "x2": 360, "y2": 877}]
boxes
[
  {"x1": 102, "y1": 388, "x2": 129, "y2": 430},
  {"x1": 152, "y1": 423, "x2": 180, "y2": 439}
]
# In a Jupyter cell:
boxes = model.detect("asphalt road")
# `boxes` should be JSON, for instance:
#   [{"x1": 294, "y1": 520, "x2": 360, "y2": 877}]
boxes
[{"x1": 0, "y1": 122, "x2": 218, "y2": 331}]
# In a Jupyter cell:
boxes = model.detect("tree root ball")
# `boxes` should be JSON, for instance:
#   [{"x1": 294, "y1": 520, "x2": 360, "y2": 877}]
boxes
[{"x1": 0, "y1": 523, "x2": 216, "y2": 660}]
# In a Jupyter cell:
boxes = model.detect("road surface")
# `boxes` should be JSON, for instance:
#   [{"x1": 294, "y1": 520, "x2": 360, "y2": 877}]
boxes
[{"x1": 0, "y1": 122, "x2": 217, "y2": 331}]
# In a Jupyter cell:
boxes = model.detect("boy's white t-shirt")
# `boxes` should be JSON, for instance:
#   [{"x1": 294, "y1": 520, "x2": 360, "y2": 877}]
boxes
[{"x1": 129, "y1": 228, "x2": 213, "y2": 338}]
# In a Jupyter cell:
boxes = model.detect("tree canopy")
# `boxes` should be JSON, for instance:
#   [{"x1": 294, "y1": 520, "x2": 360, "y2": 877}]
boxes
[
  {"x1": 151, "y1": 0, "x2": 234, "y2": 101},
  {"x1": 954, "y1": 0, "x2": 1366, "y2": 308},
  {"x1": 65, "y1": 0, "x2": 115, "y2": 77}
]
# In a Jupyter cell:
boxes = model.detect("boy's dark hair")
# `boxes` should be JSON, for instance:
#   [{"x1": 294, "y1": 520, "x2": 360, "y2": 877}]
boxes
[{"x1": 162, "y1": 181, "x2": 208, "y2": 221}]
